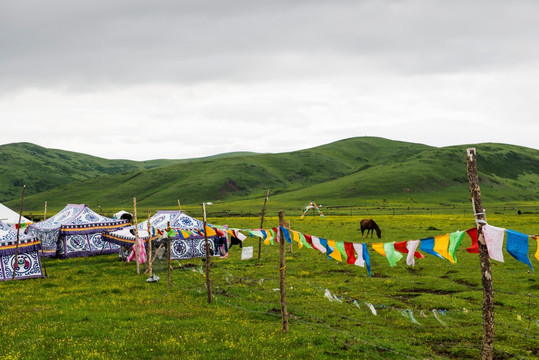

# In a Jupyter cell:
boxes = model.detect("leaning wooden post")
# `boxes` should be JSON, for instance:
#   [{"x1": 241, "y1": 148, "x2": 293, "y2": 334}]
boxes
[
  {"x1": 177, "y1": 199, "x2": 182, "y2": 212},
  {"x1": 258, "y1": 189, "x2": 270, "y2": 260},
  {"x1": 466, "y1": 148, "x2": 494, "y2": 360},
  {"x1": 133, "y1": 197, "x2": 140, "y2": 276},
  {"x1": 147, "y1": 210, "x2": 153, "y2": 277},
  {"x1": 202, "y1": 203, "x2": 212, "y2": 303},
  {"x1": 167, "y1": 221, "x2": 172, "y2": 288},
  {"x1": 278, "y1": 211, "x2": 288, "y2": 332},
  {"x1": 40, "y1": 200, "x2": 48, "y2": 277},
  {"x1": 12, "y1": 185, "x2": 26, "y2": 280}
]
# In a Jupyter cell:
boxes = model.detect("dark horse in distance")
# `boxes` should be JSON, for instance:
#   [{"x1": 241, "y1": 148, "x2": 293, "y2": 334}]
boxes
[{"x1": 360, "y1": 219, "x2": 382, "y2": 239}]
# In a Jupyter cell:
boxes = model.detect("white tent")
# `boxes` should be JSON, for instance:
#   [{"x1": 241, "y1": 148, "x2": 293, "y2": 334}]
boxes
[{"x1": 0, "y1": 203, "x2": 32, "y2": 229}]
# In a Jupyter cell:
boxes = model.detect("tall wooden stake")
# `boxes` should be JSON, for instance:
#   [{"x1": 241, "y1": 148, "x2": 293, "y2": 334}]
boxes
[
  {"x1": 147, "y1": 210, "x2": 152, "y2": 277},
  {"x1": 278, "y1": 211, "x2": 288, "y2": 332},
  {"x1": 202, "y1": 203, "x2": 212, "y2": 303},
  {"x1": 12, "y1": 185, "x2": 26, "y2": 280},
  {"x1": 40, "y1": 201, "x2": 48, "y2": 277},
  {"x1": 258, "y1": 189, "x2": 270, "y2": 260},
  {"x1": 133, "y1": 197, "x2": 140, "y2": 276},
  {"x1": 177, "y1": 199, "x2": 182, "y2": 212},
  {"x1": 167, "y1": 221, "x2": 171, "y2": 288},
  {"x1": 466, "y1": 148, "x2": 494, "y2": 360}
]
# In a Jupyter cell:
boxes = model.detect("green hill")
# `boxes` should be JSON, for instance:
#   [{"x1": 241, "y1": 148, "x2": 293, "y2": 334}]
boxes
[{"x1": 2, "y1": 137, "x2": 538, "y2": 211}]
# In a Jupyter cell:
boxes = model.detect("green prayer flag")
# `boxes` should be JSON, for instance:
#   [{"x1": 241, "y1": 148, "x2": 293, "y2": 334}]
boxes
[
  {"x1": 383, "y1": 242, "x2": 403, "y2": 267},
  {"x1": 448, "y1": 231, "x2": 465, "y2": 263}
]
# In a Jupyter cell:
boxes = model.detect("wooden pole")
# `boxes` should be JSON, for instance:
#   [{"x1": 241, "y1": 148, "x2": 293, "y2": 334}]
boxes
[
  {"x1": 202, "y1": 203, "x2": 212, "y2": 303},
  {"x1": 12, "y1": 185, "x2": 26, "y2": 280},
  {"x1": 258, "y1": 189, "x2": 270, "y2": 260},
  {"x1": 278, "y1": 211, "x2": 288, "y2": 331},
  {"x1": 147, "y1": 210, "x2": 152, "y2": 277},
  {"x1": 167, "y1": 221, "x2": 171, "y2": 288},
  {"x1": 40, "y1": 200, "x2": 48, "y2": 277},
  {"x1": 133, "y1": 197, "x2": 140, "y2": 276},
  {"x1": 466, "y1": 148, "x2": 494, "y2": 360},
  {"x1": 177, "y1": 199, "x2": 182, "y2": 212}
]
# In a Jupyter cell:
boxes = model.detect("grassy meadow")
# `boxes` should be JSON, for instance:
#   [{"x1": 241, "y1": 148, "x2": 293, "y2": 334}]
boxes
[{"x1": 1, "y1": 212, "x2": 538, "y2": 359}]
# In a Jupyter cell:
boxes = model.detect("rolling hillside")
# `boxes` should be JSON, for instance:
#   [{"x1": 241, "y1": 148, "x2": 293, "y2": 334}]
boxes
[
  {"x1": 2, "y1": 137, "x2": 538, "y2": 211},
  {"x1": 0, "y1": 142, "x2": 257, "y2": 202}
]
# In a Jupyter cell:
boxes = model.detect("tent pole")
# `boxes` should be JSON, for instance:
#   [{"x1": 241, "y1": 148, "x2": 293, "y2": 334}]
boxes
[
  {"x1": 177, "y1": 199, "x2": 182, "y2": 212},
  {"x1": 40, "y1": 200, "x2": 48, "y2": 277},
  {"x1": 203, "y1": 203, "x2": 212, "y2": 303},
  {"x1": 258, "y1": 189, "x2": 269, "y2": 260},
  {"x1": 167, "y1": 221, "x2": 171, "y2": 288},
  {"x1": 147, "y1": 210, "x2": 152, "y2": 277},
  {"x1": 133, "y1": 197, "x2": 140, "y2": 276},
  {"x1": 12, "y1": 185, "x2": 26, "y2": 280}
]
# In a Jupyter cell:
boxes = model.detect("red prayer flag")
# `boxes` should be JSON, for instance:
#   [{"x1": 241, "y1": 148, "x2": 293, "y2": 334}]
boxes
[
  {"x1": 304, "y1": 234, "x2": 317, "y2": 250},
  {"x1": 466, "y1": 227, "x2": 479, "y2": 254},
  {"x1": 394, "y1": 241, "x2": 424, "y2": 259},
  {"x1": 344, "y1": 242, "x2": 357, "y2": 265}
]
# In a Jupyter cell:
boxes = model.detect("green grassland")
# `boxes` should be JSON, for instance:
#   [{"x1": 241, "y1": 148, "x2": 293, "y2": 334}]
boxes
[
  {"x1": 3, "y1": 137, "x2": 538, "y2": 212},
  {"x1": 1, "y1": 213, "x2": 537, "y2": 359}
]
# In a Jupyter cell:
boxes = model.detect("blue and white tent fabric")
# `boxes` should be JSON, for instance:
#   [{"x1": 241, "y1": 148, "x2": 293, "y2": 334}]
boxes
[
  {"x1": 26, "y1": 204, "x2": 129, "y2": 258},
  {"x1": 136, "y1": 210, "x2": 204, "y2": 231},
  {"x1": 103, "y1": 211, "x2": 226, "y2": 260},
  {"x1": 0, "y1": 220, "x2": 43, "y2": 281}
]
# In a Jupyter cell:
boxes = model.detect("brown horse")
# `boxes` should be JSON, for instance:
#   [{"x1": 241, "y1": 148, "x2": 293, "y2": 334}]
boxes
[{"x1": 360, "y1": 219, "x2": 382, "y2": 239}]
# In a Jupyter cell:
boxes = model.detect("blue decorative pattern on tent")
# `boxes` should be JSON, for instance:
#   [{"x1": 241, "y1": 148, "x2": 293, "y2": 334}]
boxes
[
  {"x1": 27, "y1": 204, "x2": 128, "y2": 258},
  {"x1": 0, "y1": 220, "x2": 43, "y2": 281},
  {"x1": 137, "y1": 211, "x2": 204, "y2": 231},
  {"x1": 1, "y1": 252, "x2": 43, "y2": 281}
]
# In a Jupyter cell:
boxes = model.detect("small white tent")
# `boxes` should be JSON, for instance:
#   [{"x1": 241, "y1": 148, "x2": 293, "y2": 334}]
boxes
[{"x1": 0, "y1": 203, "x2": 32, "y2": 229}]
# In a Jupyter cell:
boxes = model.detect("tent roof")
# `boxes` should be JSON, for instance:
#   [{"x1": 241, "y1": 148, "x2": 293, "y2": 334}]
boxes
[
  {"x1": 0, "y1": 203, "x2": 31, "y2": 226},
  {"x1": 137, "y1": 210, "x2": 204, "y2": 230},
  {"x1": 28, "y1": 204, "x2": 126, "y2": 231}
]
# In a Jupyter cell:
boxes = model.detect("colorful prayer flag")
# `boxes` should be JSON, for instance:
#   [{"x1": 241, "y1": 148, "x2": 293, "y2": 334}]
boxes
[
  {"x1": 483, "y1": 225, "x2": 505, "y2": 262},
  {"x1": 506, "y1": 229, "x2": 533, "y2": 269},
  {"x1": 383, "y1": 242, "x2": 403, "y2": 267},
  {"x1": 433, "y1": 234, "x2": 454, "y2": 263},
  {"x1": 466, "y1": 227, "x2": 479, "y2": 254},
  {"x1": 448, "y1": 231, "x2": 465, "y2": 263},
  {"x1": 419, "y1": 237, "x2": 444, "y2": 259}
]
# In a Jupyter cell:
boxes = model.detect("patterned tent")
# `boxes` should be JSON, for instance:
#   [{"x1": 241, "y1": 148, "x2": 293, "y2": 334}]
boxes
[
  {"x1": 0, "y1": 220, "x2": 44, "y2": 281},
  {"x1": 26, "y1": 204, "x2": 129, "y2": 258},
  {"x1": 102, "y1": 210, "x2": 227, "y2": 260}
]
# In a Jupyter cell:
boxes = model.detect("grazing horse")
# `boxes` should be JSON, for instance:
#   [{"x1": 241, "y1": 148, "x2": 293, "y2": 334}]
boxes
[{"x1": 360, "y1": 219, "x2": 382, "y2": 239}]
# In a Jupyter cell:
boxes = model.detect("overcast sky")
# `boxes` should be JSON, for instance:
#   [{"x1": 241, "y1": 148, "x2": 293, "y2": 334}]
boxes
[{"x1": 1, "y1": 0, "x2": 538, "y2": 160}]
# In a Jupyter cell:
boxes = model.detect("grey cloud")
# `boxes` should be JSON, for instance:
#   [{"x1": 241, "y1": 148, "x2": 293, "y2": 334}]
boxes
[{"x1": 2, "y1": 0, "x2": 539, "y2": 93}]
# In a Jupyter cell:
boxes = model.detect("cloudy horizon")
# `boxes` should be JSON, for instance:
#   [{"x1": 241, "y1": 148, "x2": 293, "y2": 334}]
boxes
[{"x1": 1, "y1": 0, "x2": 538, "y2": 160}]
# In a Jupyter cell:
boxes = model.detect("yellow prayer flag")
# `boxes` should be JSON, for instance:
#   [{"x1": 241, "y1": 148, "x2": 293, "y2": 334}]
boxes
[
  {"x1": 372, "y1": 242, "x2": 386, "y2": 257},
  {"x1": 327, "y1": 240, "x2": 342, "y2": 261},
  {"x1": 535, "y1": 237, "x2": 539, "y2": 262},
  {"x1": 291, "y1": 230, "x2": 303, "y2": 249},
  {"x1": 205, "y1": 226, "x2": 217, "y2": 237},
  {"x1": 433, "y1": 234, "x2": 454, "y2": 263}
]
